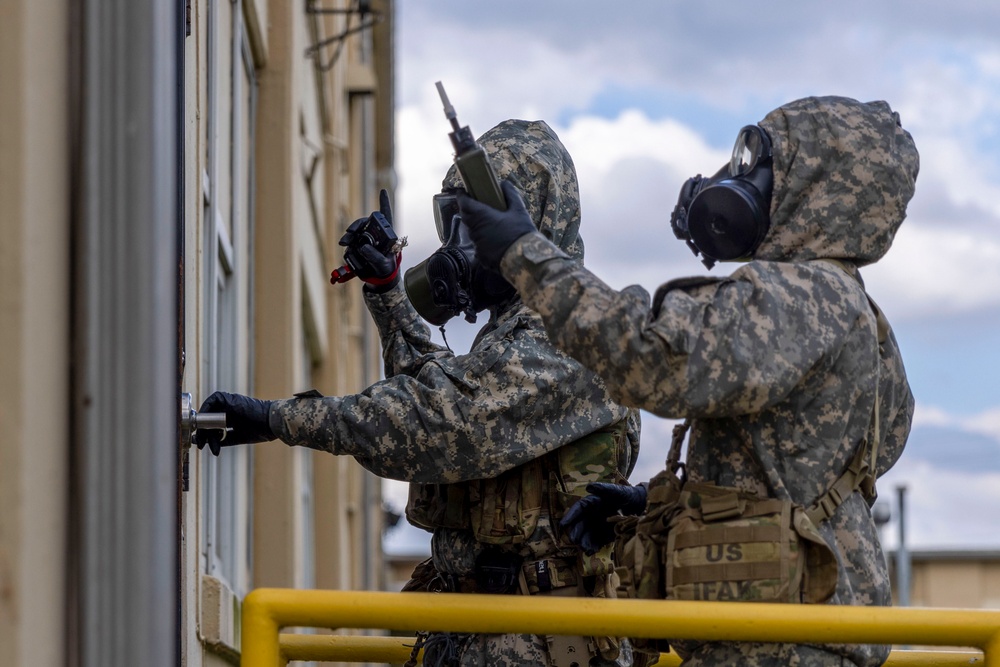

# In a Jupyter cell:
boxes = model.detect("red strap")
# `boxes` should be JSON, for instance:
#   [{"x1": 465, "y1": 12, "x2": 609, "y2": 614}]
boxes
[
  {"x1": 361, "y1": 252, "x2": 401, "y2": 286},
  {"x1": 329, "y1": 252, "x2": 401, "y2": 286}
]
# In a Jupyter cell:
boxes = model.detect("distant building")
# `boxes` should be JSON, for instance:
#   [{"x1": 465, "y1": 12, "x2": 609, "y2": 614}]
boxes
[{"x1": 889, "y1": 549, "x2": 1000, "y2": 609}]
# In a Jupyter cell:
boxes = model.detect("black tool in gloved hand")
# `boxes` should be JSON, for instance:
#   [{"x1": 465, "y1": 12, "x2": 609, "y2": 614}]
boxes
[
  {"x1": 559, "y1": 482, "x2": 648, "y2": 555},
  {"x1": 331, "y1": 189, "x2": 405, "y2": 292},
  {"x1": 352, "y1": 243, "x2": 400, "y2": 292},
  {"x1": 196, "y1": 391, "x2": 275, "y2": 456},
  {"x1": 455, "y1": 179, "x2": 536, "y2": 272}
]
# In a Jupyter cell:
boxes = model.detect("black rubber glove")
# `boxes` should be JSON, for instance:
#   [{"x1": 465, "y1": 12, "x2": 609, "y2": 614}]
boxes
[
  {"x1": 196, "y1": 391, "x2": 275, "y2": 456},
  {"x1": 341, "y1": 189, "x2": 401, "y2": 292},
  {"x1": 559, "y1": 482, "x2": 648, "y2": 555},
  {"x1": 455, "y1": 179, "x2": 536, "y2": 271}
]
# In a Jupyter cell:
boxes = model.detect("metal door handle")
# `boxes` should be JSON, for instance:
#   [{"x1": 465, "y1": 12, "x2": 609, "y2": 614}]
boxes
[{"x1": 180, "y1": 392, "x2": 229, "y2": 448}]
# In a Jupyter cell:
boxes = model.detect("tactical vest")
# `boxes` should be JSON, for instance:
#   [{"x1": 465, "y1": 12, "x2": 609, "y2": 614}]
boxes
[
  {"x1": 404, "y1": 416, "x2": 636, "y2": 667},
  {"x1": 405, "y1": 416, "x2": 633, "y2": 551}
]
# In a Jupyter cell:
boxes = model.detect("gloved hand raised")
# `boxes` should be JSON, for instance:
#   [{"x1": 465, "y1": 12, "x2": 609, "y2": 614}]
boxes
[
  {"x1": 559, "y1": 482, "x2": 648, "y2": 555},
  {"x1": 196, "y1": 391, "x2": 275, "y2": 456},
  {"x1": 337, "y1": 189, "x2": 402, "y2": 292},
  {"x1": 456, "y1": 179, "x2": 536, "y2": 271}
]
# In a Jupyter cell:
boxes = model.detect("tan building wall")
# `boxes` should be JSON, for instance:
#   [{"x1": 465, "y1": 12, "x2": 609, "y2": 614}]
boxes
[
  {"x1": 0, "y1": 1, "x2": 70, "y2": 665},
  {"x1": 182, "y1": 0, "x2": 395, "y2": 664},
  {"x1": 0, "y1": 0, "x2": 393, "y2": 665}
]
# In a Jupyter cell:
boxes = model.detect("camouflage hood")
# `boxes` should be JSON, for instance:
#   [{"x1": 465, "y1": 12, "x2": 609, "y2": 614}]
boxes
[
  {"x1": 755, "y1": 96, "x2": 920, "y2": 267},
  {"x1": 444, "y1": 119, "x2": 584, "y2": 261}
]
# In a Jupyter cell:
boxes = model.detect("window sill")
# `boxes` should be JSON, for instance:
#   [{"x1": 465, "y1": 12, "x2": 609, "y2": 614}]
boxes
[{"x1": 200, "y1": 574, "x2": 242, "y2": 660}]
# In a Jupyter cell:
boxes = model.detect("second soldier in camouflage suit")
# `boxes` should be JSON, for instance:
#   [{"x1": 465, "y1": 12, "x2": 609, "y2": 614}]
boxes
[
  {"x1": 198, "y1": 119, "x2": 640, "y2": 667},
  {"x1": 458, "y1": 97, "x2": 919, "y2": 667}
]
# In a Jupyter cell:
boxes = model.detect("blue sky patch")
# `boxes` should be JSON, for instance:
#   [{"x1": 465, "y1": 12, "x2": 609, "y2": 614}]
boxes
[
  {"x1": 896, "y1": 306, "x2": 1000, "y2": 416},
  {"x1": 557, "y1": 84, "x2": 778, "y2": 150}
]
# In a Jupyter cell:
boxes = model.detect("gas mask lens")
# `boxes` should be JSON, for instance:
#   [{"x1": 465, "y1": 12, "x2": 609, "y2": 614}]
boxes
[
  {"x1": 729, "y1": 125, "x2": 772, "y2": 177},
  {"x1": 405, "y1": 189, "x2": 515, "y2": 326},
  {"x1": 432, "y1": 193, "x2": 461, "y2": 243}
]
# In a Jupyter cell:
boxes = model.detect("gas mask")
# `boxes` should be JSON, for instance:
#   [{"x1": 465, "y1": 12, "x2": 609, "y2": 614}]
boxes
[
  {"x1": 403, "y1": 191, "x2": 516, "y2": 326},
  {"x1": 670, "y1": 124, "x2": 774, "y2": 269}
]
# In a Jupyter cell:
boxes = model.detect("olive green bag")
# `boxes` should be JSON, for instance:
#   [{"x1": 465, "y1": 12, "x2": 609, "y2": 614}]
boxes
[
  {"x1": 616, "y1": 407, "x2": 880, "y2": 608},
  {"x1": 664, "y1": 480, "x2": 839, "y2": 604}
]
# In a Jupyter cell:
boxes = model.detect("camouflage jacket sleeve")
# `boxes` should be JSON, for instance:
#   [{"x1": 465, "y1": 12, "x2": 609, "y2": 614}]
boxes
[
  {"x1": 361, "y1": 282, "x2": 453, "y2": 378},
  {"x1": 499, "y1": 232, "x2": 872, "y2": 419},
  {"x1": 268, "y1": 299, "x2": 629, "y2": 483}
]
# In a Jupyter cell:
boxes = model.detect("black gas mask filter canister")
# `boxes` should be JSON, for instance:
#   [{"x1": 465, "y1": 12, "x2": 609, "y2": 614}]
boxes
[
  {"x1": 670, "y1": 124, "x2": 775, "y2": 269},
  {"x1": 403, "y1": 191, "x2": 516, "y2": 326}
]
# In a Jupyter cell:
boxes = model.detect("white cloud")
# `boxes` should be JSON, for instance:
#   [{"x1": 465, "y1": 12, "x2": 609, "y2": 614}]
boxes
[
  {"x1": 912, "y1": 403, "x2": 1000, "y2": 443},
  {"x1": 394, "y1": 104, "x2": 455, "y2": 254},
  {"x1": 864, "y1": 224, "x2": 1000, "y2": 320},
  {"x1": 911, "y1": 404, "x2": 958, "y2": 429},
  {"x1": 877, "y1": 459, "x2": 1000, "y2": 550},
  {"x1": 895, "y1": 57, "x2": 1000, "y2": 134},
  {"x1": 980, "y1": 52, "x2": 1000, "y2": 77},
  {"x1": 397, "y1": 16, "x2": 649, "y2": 137},
  {"x1": 909, "y1": 135, "x2": 1000, "y2": 220},
  {"x1": 967, "y1": 407, "x2": 1000, "y2": 440},
  {"x1": 560, "y1": 111, "x2": 725, "y2": 179}
]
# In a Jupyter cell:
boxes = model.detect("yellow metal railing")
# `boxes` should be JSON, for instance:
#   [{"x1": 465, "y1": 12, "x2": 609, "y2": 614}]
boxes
[
  {"x1": 242, "y1": 589, "x2": 998, "y2": 666},
  {"x1": 277, "y1": 634, "x2": 982, "y2": 666}
]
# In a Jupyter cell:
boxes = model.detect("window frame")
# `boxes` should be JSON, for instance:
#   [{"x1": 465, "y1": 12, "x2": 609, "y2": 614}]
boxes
[{"x1": 200, "y1": 0, "x2": 258, "y2": 600}]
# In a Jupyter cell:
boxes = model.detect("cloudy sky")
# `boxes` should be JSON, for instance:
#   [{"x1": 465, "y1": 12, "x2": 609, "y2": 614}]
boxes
[{"x1": 382, "y1": 1, "x2": 1000, "y2": 555}]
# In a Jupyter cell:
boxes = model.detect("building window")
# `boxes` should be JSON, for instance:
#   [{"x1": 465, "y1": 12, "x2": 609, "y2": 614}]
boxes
[{"x1": 201, "y1": 0, "x2": 257, "y2": 598}]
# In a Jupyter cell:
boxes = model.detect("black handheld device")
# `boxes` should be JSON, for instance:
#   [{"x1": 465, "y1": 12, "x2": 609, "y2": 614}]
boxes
[
  {"x1": 330, "y1": 210, "x2": 402, "y2": 284},
  {"x1": 435, "y1": 81, "x2": 506, "y2": 211}
]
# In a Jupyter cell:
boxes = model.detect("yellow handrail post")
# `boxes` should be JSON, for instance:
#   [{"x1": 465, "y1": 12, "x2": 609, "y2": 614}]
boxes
[
  {"x1": 242, "y1": 590, "x2": 281, "y2": 667},
  {"x1": 986, "y1": 634, "x2": 1000, "y2": 667}
]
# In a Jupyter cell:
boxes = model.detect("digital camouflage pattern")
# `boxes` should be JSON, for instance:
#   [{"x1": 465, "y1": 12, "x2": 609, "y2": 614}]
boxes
[
  {"x1": 270, "y1": 119, "x2": 640, "y2": 666},
  {"x1": 497, "y1": 97, "x2": 918, "y2": 667},
  {"x1": 443, "y1": 119, "x2": 586, "y2": 262}
]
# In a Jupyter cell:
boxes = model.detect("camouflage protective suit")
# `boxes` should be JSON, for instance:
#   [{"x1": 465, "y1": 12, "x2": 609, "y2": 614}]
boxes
[
  {"x1": 492, "y1": 98, "x2": 918, "y2": 666},
  {"x1": 270, "y1": 120, "x2": 641, "y2": 667}
]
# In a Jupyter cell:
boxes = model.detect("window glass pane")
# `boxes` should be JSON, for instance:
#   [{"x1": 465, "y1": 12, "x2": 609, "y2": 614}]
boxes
[
  {"x1": 202, "y1": 0, "x2": 256, "y2": 598},
  {"x1": 216, "y1": 0, "x2": 233, "y2": 242}
]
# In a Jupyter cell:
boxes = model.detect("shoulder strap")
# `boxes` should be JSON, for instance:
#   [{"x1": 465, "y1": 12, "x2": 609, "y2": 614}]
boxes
[
  {"x1": 666, "y1": 419, "x2": 689, "y2": 478},
  {"x1": 804, "y1": 259, "x2": 884, "y2": 524},
  {"x1": 805, "y1": 383, "x2": 879, "y2": 525}
]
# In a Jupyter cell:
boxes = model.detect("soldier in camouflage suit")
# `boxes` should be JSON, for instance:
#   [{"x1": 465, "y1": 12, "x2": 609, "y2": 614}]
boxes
[
  {"x1": 457, "y1": 97, "x2": 919, "y2": 667},
  {"x1": 198, "y1": 119, "x2": 641, "y2": 667}
]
